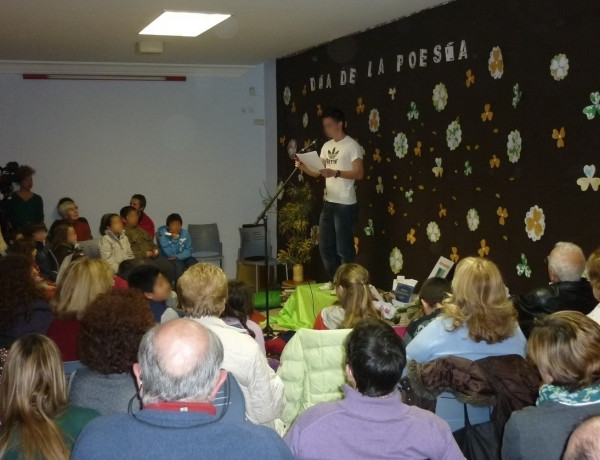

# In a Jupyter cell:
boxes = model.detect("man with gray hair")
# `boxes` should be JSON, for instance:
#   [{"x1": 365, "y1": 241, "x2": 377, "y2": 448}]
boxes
[
  {"x1": 512, "y1": 241, "x2": 596, "y2": 337},
  {"x1": 72, "y1": 319, "x2": 293, "y2": 460}
]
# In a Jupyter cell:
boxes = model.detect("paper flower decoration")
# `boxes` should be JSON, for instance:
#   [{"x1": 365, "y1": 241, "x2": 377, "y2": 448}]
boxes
[
  {"x1": 387, "y1": 201, "x2": 396, "y2": 215},
  {"x1": 466, "y1": 208, "x2": 480, "y2": 231},
  {"x1": 405, "y1": 189, "x2": 414, "y2": 203},
  {"x1": 406, "y1": 228, "x2": 416, "y2": 245},
  {"x1": 279, "y1": 135, "x2": 286, "y2": 146},
  {"x1": 507, "y1": 130, "x2": 522, "y2": 163},
  {"x1": 283, "y1": 86, "x2": 291, "y2": 105},
  {"x1": 373, "y1": 148, "x2": 382, "y2": 163},
  {"x1": 363, "y1": 219, "x2": 374, "y2": 236},
  {"x1": 316, "y1": 104, "x2": 323, "y2": 116},
  {"x1": 577, "y1": 165, "x2": 600, "y2": 191},
  {"x1": 464, "y1": 161, "x2": 472, "y2": 176},
  {"x1": 465, "y1": 69, "x2": 475, "y2": 87},
  {"x1": 450, "y1": 247, "x2": 460, "y2": 262},
  {"x1": 512, "y1": 83, "x2": 522, "y2": 109},
  {"x1": 394, "y1": 132, "x2": 409, "y2": 158},
  {"x1": 432, "y1": 83, "x2": 448, "y2": 112},
  {"x1": 389, "y1": 88, "x2": 397, "y2": 100},
  {"x1": 446, "y1": 120, "x2": 462, "y2": 151},
  {"x1": 550, "y1": 53, "x2": 569, "y2": 81},
  {"x1": 389, "y1": 247, "x2": 403, "y2": 274},
  {"x1": 497, "y1": 207, "x2": 508, "y2": 225},
  {"x1": 552, "y1": 127, "x2": 566, "y2": 148},
  {"x1": 368, "y1": 108, "x2": 380, "y2": 133},
  {"x1": 481, "y1": 104, "x2": 493, "y2": 122},
  {"x1": 356, "y1": 97, "x2": 365, "y2": 114},
  {"x1": 583, "y1": 92, "x2": 600, "y2": 120},
  {"x1": 525, "y1": 205, "x2": 546, "y2": 241},
  {"x1": 426, "y1": 221, "x2": 441, "y2": 242},
  {"x1": 516, "y1": 253, "x2": 532, "y2": 278},
  {"x1": 375, "y1": 176, "x2": 384, "y2": 194},
  {"x1": 414, "y1": 141, "x2": 422, "y2": 157},
  {"x1": 407, "y1": 101, "x2": 419, "y2": 121},
  {"x1": 432, "y1": 158, "x2": 444, "y2": 177},
  {"x1": 439, "y1": 203, "x2": 447, "y2": 218},
  {"x1": 302, "y1": 113, "x2": 309, "y2": 128},
  {"x1": 478, "y1": 239, "x2": 490, "y2": 257},
  {"x1": 490, "y1": 155, "x2": 501, "y2": 168},
  {"x1": 488, "y1": 46, "x2": 504, "y2": 79}
]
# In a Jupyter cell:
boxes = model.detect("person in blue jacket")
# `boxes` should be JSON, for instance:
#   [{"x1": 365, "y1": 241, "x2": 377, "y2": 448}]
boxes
[{"x1": 156, "y1": 213, "x2": 197, "y2": 281}]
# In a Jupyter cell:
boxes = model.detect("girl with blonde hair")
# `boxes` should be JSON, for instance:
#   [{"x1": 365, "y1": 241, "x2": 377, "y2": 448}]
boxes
[
  {"x1": 0, "y1": 334, "x2": 98, "y2": 459},
  {"x1": 314, "y1": 263, "x2": 381, "y2": 330},
  {"x1": 47, "y1": 257, "x2": 113, "y2": 361}
]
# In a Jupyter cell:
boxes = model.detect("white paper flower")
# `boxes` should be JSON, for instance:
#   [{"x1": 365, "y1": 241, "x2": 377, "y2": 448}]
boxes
[
  {"x1": 524, "y1": 205, "x2": 545, "y2": 242},
  {"x1": 389, "y1": 247, "x2": 403, "y2": 274},
  {"x1": 302, "y1": 112, "x2": 308, "y2": 128},
  {"x1": 283, "y1": 86, "x2": 291, "y2": 105},
  {"x1": 432, "y1": 83, "x2": 448, "y2": 112},
  {"x1": 550, "y1": 53, "x2": 569, "y2": 81},
  {"x1": 394, "y1": 132, "x2": 409, "y2": 158},
  {"x1": 426, "y1": 221, "x2": 441, "y2": 243},
  {"x1": 488, "y1": 46, "x2": 504, "y2": 79},
  {"x1": 466, "y1": 208, "x2": 480, "y2": 231},
  {"x1": 368, "y1": 108, "x2": 380, "y2": 133},
  {"x1": 378, "y1": 302, "x2": 396, "y2": 320},
  {"x1": 507, "y1": 130, "x2": 522, "y2": 163},
  {"x1": 446, "y1": 120, "x2": 462, "y2": 151}
]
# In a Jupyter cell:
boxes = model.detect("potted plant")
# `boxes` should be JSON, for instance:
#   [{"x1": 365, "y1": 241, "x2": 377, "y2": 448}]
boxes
[{"x1": 277, "y1": 182, "x2": 314, "y2": 282}]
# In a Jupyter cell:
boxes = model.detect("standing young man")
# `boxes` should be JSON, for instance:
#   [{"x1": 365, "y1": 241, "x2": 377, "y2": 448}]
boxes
[{"x1": 295, "y1": 107, "x2": 363, "y2": 285}]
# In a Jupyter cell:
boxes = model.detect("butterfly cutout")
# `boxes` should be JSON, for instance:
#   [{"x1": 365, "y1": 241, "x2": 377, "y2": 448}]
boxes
[
  {"x1": 387, "y1": 202, "x2": 396, "y2": 215},
  {"x1": 583, "y1": 92, "x2": 600, "y2": 120},
  {"x1": 481, "y1": 104, "x2": 493, "y2": 122},
  {"x1": 478, "y1": 239, "x2": 490, "y2": 258},
  {"x1": 373, "y1": 148, "x2": 382, "y2": 163},
  {"x1": 364, "y1": 219, "x2": 374, "y2": 236},
  {"x1": 432, "y1": 158, "x2": 444, "y2": 177},
  {"x1": 406, "y1": 228, "x2": 416, "y2": 245},
  {"x1": 450, "y1": 247, "x2": 460, "y2": 263},
  {"x1": 407, "y1": 101, "x2": 419, "y2": 121},
  {"x1": 439, "y1": 203, "x2": 447, "y2": 218},
  {"x1": 552, "y1": 127, "x2": 566, "y2": 148},
  {"x1": 490, "y1": 155, "x2": 501, "y2": 168},
  {"x1": 414, "y1": 141, "x2": 422, "y2": 157},
  {"x1": 465, "y1": 69, "x2": 475, "y2": 88},
  {"x1": 389, "y1": 88, "x2": 397, "y2": 101},
  {"x1": 356, "y1": 97, "x2": 365, "y2": 114},
  {"x1": 375, "y1": 177, "x2": 384, "y2": 194},
  {"x1": 516, "y1": 253, "x2": 532, "y2": 278},
  {"x1": 279, "y1": 135, "x2": 286, "y2": 146},
  {"x1": 577, "y1": 164, "x2": 600, "y2": 191},
  {"x1": 302, "y1": 85, "x2": 307, "y2": 96},
  {"x1": 512, "y1": 83, "x2": 522, "y2": 109},
  {"x1": 316, "y1": 104, "x2": 323, "y2": 116},
  {"x1": 497, "y1": 207, "x2": 508, "y2": 225}
]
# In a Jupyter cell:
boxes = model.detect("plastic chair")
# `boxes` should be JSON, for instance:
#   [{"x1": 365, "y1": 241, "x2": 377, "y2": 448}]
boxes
[{"x1": 188, "y1": 223, "x2": 223, "y2": 268}]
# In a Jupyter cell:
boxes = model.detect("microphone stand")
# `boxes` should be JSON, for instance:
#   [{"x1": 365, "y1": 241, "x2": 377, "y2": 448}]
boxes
[{"x1": 249, "y1": 141, "x2": 317, "y2": 338}]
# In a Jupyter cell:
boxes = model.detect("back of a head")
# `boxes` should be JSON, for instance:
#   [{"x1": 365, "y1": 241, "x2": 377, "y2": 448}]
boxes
[
  {"x1": 346, "y1": 319, "x2": 406, "y2": 397},
  {"x1": 528, "y1": 311, "x2": 600, "y2": 392},
  {"x1": 6, "y1": 238, "x2": 36, "y2": 260},
  {"x1": 0, "y1": 254, "x2": 42, "y2": 331},
  {"x1": 334, "y1": 263, "x2": 380, "y2": 328},
  {"x1": 128, "y1": 264, "x2": 161, "y2": 293},
  {"x1": 177, "y1": 263, "x2": 228, "y2": 318},
  {"x1": 549, "y1": 242, "x2": 586, "y2": 282},
  {"x1": 419, "y1": 277, "x2": 452, "y2": 305},
  {"x1": 50, "y1": 258, "x2": 113, "y2": 320},
  {"x1": 23, "y1": 222, "x2": 47, "y2": 239},
  {"x1": 442, "y1": 257, "x2": 517, "y2": 344},
  {"x1": 116, "y1": 258, "x2": 145, "y2": 280},
  {"x1": 137, "y1": 319, "x2": 224, "y2": 404},
  {"x1": 80, "y1": 289, "x2": 155, "y2": 374},
  {"x1": 564, "y1": 416, "x2": 600, "y2": 460},
  {"x1": 225, "y1": 280, "x2": 254, "y2": 316},
  {"x1": 0, "y1": 334, "x2": 69, "y2": 459}
]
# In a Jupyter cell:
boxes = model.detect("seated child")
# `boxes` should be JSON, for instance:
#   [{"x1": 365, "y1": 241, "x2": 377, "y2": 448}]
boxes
[
  {"x1": 403, "y1": 277, "x2": 452, "y2": 345},
  {"x1": 314, "y1": 263, "x2": 381, "y2": 330},
  {"x1": 156, "y1": 213, "x2": 197, "y2": 280},
  {"x1": 127, "y1": 264, "x2": 180, "y2": 323},
  {"x1": 113, "y1": 258, "x2": 145, "y2": 289},
  {"x1": 222, "y1": 280, "x2": 266, "y2": 355},
  {"x1": 50, "y1": 223, "x2": 83, "y2": 267},
  {"x1": 98, "y1": 213, "x2": 134, "y2": 273},
  {"x1": 24, "y1": 222, "x2": 59, "y2": 282},
  {"x1": 7, "y1": 239, "x2": 56, "y2": 297}
]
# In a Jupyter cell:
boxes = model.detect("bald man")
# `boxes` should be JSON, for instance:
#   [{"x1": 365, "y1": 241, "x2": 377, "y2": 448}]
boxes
[
  {"x1": 72, "y1": 319, "x2": 293, "y2": 460},
  {"x1": 564, "y1": 416, "x2": 600, "y2": 460},
  {"x1": 511, "y1": 242, "x2": 597, "y2": 337}
]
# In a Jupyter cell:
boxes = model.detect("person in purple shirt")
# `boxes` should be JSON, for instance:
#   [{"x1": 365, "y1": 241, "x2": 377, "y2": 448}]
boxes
[{"x1": 285, "y1": 318, "x2": 464, "y2": 460}]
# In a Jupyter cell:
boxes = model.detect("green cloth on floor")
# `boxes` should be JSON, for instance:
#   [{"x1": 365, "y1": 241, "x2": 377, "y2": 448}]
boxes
[{"x1": 272, "y1": 283, "x2": 338, "y2": 330}]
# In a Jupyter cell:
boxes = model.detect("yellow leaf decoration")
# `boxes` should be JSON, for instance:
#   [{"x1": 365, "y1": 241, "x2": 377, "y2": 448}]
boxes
[
  {"x1": 291, "y1": 102, "x2": 296, "y2": 113},
  {"x1": 406, "y1": 228, "x2": 416, "y2": 245},
  {"x1": 316, "y1": 104, "x2": 323, "y2": 116},
  {"x1": 450, "y1": 246, "x2": 460, "y2": 262},
  {"x1": 387, "y1": 202, "x2": 395, "y2": 215},
  {"x1": 373, "y1": 148, "x2": 382, "y2": 163},
  {"x1": 465, "y1": 69, "x2": 475, "y2": 88},
  {"x1": 552, "y1": 127, "x2": 566, "y2": 148},
  {"x1": 279, "y1": 135, "x2": 286, "y2": 146},
  {"x1": 439, "y1": 203, "x2": 447, "y2": 218},
  {"x1": 481, "y1": 104, "x2": 493, "y2": 122},
  {"x1": 302, "y1": 85, "x2": 307, "y2": 96},
  {"x1": 497, "y1": 206, "x2": 508, "y2": 225},
  {"x1": 490, "y1": 155, "x2": 501, "y2": 168},
  {"x1": 356, "y1": 97, "x2": 365, "y2": 114},
  {"x1": 414, "y1": 141, "x2": 422, "y2": 157},
  {"x1": 478, "y1": 239, "x2": 490, "y2": 257}
]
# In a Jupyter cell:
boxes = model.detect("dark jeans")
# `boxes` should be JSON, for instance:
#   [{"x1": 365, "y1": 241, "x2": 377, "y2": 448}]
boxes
[
  {"x1": 319, "y1": 201, "x2": 358, "y2": 280},
  {"x1": 171, "y1": 257, "x2": 198, "y2": 282}
]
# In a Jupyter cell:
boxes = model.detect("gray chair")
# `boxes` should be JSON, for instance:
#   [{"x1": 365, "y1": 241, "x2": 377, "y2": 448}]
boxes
[
  {"x1": 188, "y1": 223, "x2": 223, "y2": 268},
  {"x1": 78, "y1": 238, "x2": 101, "y2": 259}
]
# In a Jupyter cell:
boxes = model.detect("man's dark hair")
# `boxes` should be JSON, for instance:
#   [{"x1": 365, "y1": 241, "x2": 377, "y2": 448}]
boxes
[
  {"x1": 120, "y1": 206, "x2": 137, "y2": 219},
  {"x1": 166, "y1": 213, "x2": 183, "y2": 226},
  {"x1": 131, "y1": 194, "x2": 147, "y2": 209},
  {"x1": 419, "y1": 277, "x2": 451, "y2": 306},
  {"x1": 322, "y1": 107, "x2": 346, "y2": 125},
  {"x1": 22, "y1": 222, "x2": 48, "y2": 238},
  {"x1": 128, "y1": 264, "x2": 162, "y2": 294},
  {"x1": 346, "y1": 319, "x2": 406, "y2": 397},
  {"x1": 116, "y1": 258, "x2": 145, "y2": 280}
]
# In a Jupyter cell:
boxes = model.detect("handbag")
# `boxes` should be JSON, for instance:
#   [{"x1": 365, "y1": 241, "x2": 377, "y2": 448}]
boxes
[{"x1": 452, "y1": 403, "x2": 501, "y2": 460}]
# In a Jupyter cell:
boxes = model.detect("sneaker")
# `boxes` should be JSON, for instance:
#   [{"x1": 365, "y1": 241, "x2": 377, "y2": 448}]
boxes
[{"x1": 319, "y1": 281, "x2": 334, "y2": 291}]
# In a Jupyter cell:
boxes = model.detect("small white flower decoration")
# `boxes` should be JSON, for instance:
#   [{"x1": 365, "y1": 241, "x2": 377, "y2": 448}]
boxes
[
  {"x1": 507, "y1": 130, "x2": 522, "y2": 163},
  {"x1": 302, "y1": 112, "x2": 309, "y2": 128},
  {"x1": 426, "y1": 221, "x2": 441, "y2": 243},
  {"x1": 525, "y1": 205, "x2": 546, "y2": 242},
  {"x1": 389, "y1": 247, "x2": 403, "y2": 274},
  {"x1": 550, "y1": 53, "x2": 569, "y2": 81},
  {"x1": 283, "y1": 86, "x2": 291, "y2": 105},
  {"x1": 394, "y1": 132, "x2": 409, "y2": 158},
  {"x1": 446, "y1": 120, "x2": 462, "y2": 151},
  {"x1": 432, "y1": 83, "x2": 448, "y2": 112},
  {"x1": 405, "y1": 189, "x2": 414, "y2": 203},
  {"x1": 488, "y1": 46, "x2": 504, "y2": 79},
  {"x1": 466, "y1": 208, "x2": 480, "y2": 231}
]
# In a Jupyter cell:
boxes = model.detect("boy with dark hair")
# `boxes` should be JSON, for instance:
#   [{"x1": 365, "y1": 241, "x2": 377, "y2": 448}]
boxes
[
  {"x1": 23, "y1": 222, "x2": 58, "y2": 282},
  {"x1": 156, "y1": 213, "x2": 197, "y2": 281},
  {"x1": 404, "y1": 277, "x2": 452, "y2": 345},
  {"x1": 127, "y1": 264, "x2": 180, "y2": 323},
  {"x1": 130, "y1": 194, "x2": 155, "y2": 238}
]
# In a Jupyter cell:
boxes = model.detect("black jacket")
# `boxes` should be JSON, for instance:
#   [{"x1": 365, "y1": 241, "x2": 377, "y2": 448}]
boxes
[{"x1": 34, "y1": 241, "x2": 58, "y2": 282}]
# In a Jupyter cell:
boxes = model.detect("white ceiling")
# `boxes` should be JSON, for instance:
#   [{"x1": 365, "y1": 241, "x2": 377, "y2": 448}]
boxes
[{"x1": 0, "y1": 0, "x2": 448, "y2": 67}]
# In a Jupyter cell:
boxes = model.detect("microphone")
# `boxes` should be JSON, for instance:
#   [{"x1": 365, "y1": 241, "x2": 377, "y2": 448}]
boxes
[{"x1": 290, "y1": 139, "x2": 318, "y2": 159}]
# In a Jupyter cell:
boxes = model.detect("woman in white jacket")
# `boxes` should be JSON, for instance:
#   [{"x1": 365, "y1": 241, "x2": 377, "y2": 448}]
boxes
[{"x1": 177, "y1": 263, "x2": 285, "y2": 428}]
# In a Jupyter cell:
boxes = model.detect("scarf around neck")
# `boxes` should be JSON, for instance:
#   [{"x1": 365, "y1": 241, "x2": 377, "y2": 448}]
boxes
[{"x1": 537, "y1": 383, "x2": 600, "y2": 406}]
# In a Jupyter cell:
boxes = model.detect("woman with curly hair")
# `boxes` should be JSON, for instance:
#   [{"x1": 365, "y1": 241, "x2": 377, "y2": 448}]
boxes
[
  {"x1": 0, "y1": 334, "x2": 99, "y2": 460},
  {"x1": 0, "y1": 254, "x2": 53, "y2": 341},
  {"x1": 68, "y1": 289, "x2": 155, "y2": 415}
]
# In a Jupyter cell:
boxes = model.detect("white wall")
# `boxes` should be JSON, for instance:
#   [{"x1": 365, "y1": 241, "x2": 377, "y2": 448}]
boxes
[{"x1": 0, "y1": 65, "x2": 270, "y2": 277}]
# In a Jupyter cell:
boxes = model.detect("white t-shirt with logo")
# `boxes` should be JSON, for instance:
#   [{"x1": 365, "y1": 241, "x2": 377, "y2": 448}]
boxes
[{"x1": 319, "y1": 135, "x2": 363, "y2": 205}]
